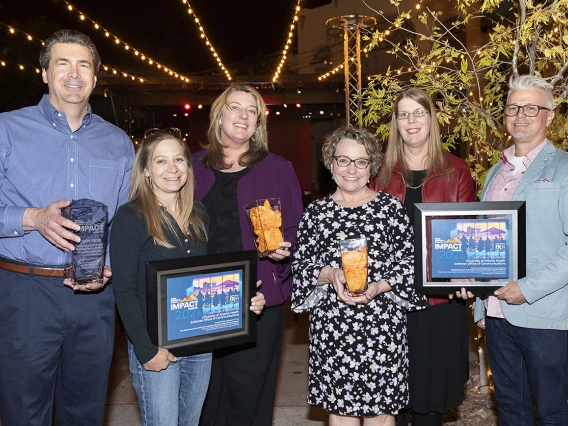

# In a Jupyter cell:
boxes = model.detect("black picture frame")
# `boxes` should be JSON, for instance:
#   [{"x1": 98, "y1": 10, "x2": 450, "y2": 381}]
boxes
[
  {"x1": 413, "y1": 201, "x2": 526, "y2": 294},
  {"x1": 146, "y1": 250, "x2": 258, "y2": 357}
]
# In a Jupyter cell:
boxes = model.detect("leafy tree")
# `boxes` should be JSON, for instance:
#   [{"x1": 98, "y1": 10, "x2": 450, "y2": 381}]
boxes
[{"x1": 359, "y1": 0, "x2": 568, "y2": 190}]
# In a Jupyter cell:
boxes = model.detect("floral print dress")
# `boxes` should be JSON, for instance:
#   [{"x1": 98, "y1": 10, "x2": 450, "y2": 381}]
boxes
[{"x1": 291, "y1": 193, "x2": 426, "y2": 417}]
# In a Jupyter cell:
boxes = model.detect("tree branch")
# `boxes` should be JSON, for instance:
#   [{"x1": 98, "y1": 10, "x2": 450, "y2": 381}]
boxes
[
  {"x1": 550, "y1": 59, "x2": 568, "y2": 86},
  {"x1": 511, "y1": 0, "x2": 527, "y2": 79},
  {"x1": 528, "y1": 23, "x2": 541, "y2": 75}
]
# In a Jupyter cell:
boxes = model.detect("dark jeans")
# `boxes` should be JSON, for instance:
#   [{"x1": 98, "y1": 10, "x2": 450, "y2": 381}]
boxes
[
  {"x1": 485, "y1": 317, "x2": 568, "y2": 426},
  {"x1": 0, "y1": 271, "x2": 115, "y2": 426}
]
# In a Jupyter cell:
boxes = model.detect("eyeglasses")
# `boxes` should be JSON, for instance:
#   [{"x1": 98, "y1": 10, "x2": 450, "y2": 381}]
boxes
[
  {"x1": 504, "y1": 104, "x2": 551, "y2": 117},
  {"x1": 333, "y1": 156, "x2": 371, "y2": 169},
  {"x1": 143, "y1": 127, "x2": 182, "y2": 138},
  {"x1": 396, "y1": 109, "x2": 429, "y2": 120}
]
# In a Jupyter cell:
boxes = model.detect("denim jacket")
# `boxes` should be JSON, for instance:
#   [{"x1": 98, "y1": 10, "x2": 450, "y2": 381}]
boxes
[{"x1": 473, "y1": 140, "x2": 568, "y2": 330}]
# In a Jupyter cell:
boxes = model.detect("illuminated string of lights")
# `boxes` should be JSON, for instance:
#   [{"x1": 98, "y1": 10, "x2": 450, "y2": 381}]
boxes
[
  {"x1": 0, "y1": 58, "x2": 41, "y2": 74},
  {"x1": 179, "y1": 0, "x2": 231, "y2": 81},
  {"x1": 317, "y1": 42, "x2": 372, "y2": 81},
  {"x1": 272, "y1": 0, "x2": 301, "y2": 82},
  {"x1": 318, "y1": 63, "x2": 344, "y2": 81},
  {"x1": 60, "y1": 1, "x2": 191, "y2": 82},
  {"x1": 0, "y1": 21, "x2": 44, "y2": 45},
  {"x1": 0, "y1": 21, "x2": 146, "y2": 83},
  {"x1": 317, "y1": 3, "x2": 423, "y2": 82}
]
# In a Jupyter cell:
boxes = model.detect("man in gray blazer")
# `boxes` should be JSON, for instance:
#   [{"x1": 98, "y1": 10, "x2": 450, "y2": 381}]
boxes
[{"x1": 472, "y1": 75, "x2": 568, "y2": 425}]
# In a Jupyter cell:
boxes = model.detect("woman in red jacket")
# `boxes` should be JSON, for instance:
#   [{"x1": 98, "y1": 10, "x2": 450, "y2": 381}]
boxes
[{"x1": 370, "y1": 88, "x2": 475, "y2": 426}]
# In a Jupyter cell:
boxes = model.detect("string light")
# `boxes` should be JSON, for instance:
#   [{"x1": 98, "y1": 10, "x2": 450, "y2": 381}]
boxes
[
  {"x1": 0, "y1": 58, "x2": 40, "y2": 74},
  {"x1": 61, "y1": 1, "x2": 190, "y2": 82},
  {"x1": 180, "y1": 0, "x2": 231, "y2": 81},
  {"x1": 317, "y1": 38, "x2": 373, "y2": 81},
  {"x1": 0, "y1": 21, "x2": 44, "y2": 45},
  {"x1": 317, "y1": 3, "x2": 429, "y2": 83},
  {"x1": 273, "y1": 0, "x2": 301, "y2": 82},
  {"x1": 318, "y1": 64, "x2": 344, "y2": 81},
  {"x1": 0, "y1": 21, "x2": 146, "y2": 83}
]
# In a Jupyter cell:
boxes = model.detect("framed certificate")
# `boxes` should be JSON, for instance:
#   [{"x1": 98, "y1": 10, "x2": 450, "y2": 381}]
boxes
[
  {"x1": 146, "y1": 250, "x2": 258, "y2": 357},
  {"x1": 413, "y1": 201, "x2": 526, "y2": 294}
]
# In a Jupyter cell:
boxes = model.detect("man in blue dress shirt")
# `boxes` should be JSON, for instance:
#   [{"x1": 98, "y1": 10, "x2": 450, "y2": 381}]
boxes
[{"x1": 0, "y1": 29, "x2": 134, "y2": 425}]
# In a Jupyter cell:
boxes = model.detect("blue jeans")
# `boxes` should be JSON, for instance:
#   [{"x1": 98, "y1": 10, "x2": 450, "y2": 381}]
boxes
[
  {"x1": 485, "y1": 317, "x2": 568, "y2": 426},
  {"x1": 128, "y1": 341, "x2": 212, "y2": 426}
]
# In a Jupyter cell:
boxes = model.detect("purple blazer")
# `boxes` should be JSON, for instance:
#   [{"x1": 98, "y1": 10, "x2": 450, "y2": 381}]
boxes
[{"x1": 192, "y1": 150, "x2": 304, "y2": 307}]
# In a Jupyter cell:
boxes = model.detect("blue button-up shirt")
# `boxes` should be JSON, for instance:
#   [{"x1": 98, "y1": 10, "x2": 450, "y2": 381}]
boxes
[{"x1": 0, "y1": 95, "x2": 134, "y2": 266}]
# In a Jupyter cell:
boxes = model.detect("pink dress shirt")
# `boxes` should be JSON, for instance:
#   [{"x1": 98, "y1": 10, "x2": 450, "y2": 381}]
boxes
[{"x1": 483, "y1": 140, "x2": 547, "y2": 318}]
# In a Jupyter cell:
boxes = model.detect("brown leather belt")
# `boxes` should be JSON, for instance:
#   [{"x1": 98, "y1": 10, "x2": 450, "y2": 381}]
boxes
[{"x1": 0, "y1": 258, "x2": 67, "y2": 278}]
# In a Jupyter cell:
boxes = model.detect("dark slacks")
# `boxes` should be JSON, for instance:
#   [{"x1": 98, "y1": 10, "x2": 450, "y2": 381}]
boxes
[
  {"x1": 0, "y1": 271, "x2": 115, "y2": 426},
  {"x1": 199, "y1": 303, "x2": 285, "y2": 426},
  {"x1": 485, "y1": 316, "x2": 568, "y2": 426}
]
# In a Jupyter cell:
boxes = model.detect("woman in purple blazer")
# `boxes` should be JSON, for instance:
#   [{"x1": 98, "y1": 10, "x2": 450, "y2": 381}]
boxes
[{"x1": 193, "y1": 83, "x2": 303, "y2": 426}]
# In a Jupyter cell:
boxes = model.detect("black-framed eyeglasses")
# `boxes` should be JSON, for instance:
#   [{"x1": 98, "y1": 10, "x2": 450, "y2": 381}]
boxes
[
  {"x1": 333, "y1": 156, "x2": 371, "y2": 169},
  {"x1": 504, "y1": 104, "x2": 551, "y2": 117},
  {"x1": 396, "y1": 109, "x2": 429, "y2": 120},
  {"x1": 143, "y1": 127, "x2": 182, "y2": 138}
]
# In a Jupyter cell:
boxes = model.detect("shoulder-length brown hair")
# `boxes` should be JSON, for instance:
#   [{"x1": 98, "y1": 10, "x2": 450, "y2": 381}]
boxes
[
  {"x1": 202, "y1": 83, "x2": 269, "y2": 170},
  {"x1": 376, "y1": 88, "x2": 448, "y2": 189},
  {"x1": 130, "y1": 131, "x2": 207, "y2": 248}
]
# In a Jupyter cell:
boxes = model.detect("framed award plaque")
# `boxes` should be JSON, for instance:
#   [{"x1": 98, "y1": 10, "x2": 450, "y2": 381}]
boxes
[
  {"x1": 413, "y1": 201, "x2": 526, "y2": 294},
  {"x1": 146, "y1": 251, "x2": 258, "y2": 356}
]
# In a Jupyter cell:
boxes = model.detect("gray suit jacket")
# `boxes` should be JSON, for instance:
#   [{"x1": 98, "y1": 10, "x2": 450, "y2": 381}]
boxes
[{"x1": 473, "y1": 140, "x2": 568, "y2": 330}]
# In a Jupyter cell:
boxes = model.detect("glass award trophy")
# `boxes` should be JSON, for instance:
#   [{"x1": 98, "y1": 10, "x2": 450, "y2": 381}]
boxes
[{"x1": 63, "y1": 199, "x2": 108, "y2": 284}]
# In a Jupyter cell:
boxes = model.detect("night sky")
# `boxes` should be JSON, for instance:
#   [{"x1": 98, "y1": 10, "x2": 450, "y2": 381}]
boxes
[{"x1": 1, "y1": 0, "x2": 296, "y2": 75}]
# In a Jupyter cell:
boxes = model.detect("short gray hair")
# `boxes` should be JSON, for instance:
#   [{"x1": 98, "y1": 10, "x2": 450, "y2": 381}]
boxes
[
  {"x1": 508, "y1": 75, "x2": 554, "y2": 109},
  {"x1": 39, "y1": 29, "x2": 100, "y2": 72}
]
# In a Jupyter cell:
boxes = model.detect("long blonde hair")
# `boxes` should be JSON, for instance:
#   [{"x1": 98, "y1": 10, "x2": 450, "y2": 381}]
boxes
[
  {"x1": 376, "y1": 88, "x2": 448, "y2": 189},
  {"x1": 130, "y1": 131, "x2": 207, "y2": 248}
]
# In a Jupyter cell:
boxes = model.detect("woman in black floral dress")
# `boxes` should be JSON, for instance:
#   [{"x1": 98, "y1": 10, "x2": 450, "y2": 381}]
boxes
[{"x1": 292, "y1": 127, "x2": 426, "y2": 425}]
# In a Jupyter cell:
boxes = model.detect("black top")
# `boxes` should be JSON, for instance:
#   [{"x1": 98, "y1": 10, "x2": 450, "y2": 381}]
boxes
[
  {"x1": 403, "y1": 169, "x2": 427, "y2": 224},
  {"x1": 201, "y1": 168, "x2": 249, "y2": 254},
  {"x1": 110, "y1": 202, "x2": 208, "y2": 364}
]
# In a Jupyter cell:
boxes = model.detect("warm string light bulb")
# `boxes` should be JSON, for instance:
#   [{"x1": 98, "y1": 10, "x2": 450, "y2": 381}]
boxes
[
  {"x1": 62, "y1": 1, "x2": 190, "y2": 83},
  {"x1": 0, "y1": 58, "x2": 40, "y2": 74},
  {"x1": 1, "y1": 21, "x2": 40, "y2": 44},
  {"x1": 0, "y1": 20, "x2": 146, "y2": 83},
  {"x1": 272, "y1": 1, "x2": 301, "y2": 82},
  {"x1": 318, "y1": 5, "x2": 428, "y2": 84},
  {"x1": 317, "y1": 37, "x2": 372, "y2": 81},
  {"x1": 317, "y1": 63, "x2": 344, "y2": 81},
  {"x1": 180, "y1": 1, "x2": 231, "y2": 81}
]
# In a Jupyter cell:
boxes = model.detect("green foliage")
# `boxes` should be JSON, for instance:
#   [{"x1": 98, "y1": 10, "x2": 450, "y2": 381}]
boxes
[{"x1": 359, "y1": 0, "x2": 568, "y2": 194}]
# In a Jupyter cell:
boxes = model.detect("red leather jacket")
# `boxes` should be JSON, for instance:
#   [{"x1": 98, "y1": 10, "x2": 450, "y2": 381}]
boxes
[
  {"x1": 370, "y1": 152, "x2": 476, "y2": 305},
  {"x1": 370, "y1": 153, "x2": 476, "y2": 204}
]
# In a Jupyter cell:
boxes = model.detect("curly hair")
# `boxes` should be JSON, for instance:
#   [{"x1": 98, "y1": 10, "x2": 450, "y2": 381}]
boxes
[{"x1": 321, "y1": 126, "x2": 381, "y2": 178}]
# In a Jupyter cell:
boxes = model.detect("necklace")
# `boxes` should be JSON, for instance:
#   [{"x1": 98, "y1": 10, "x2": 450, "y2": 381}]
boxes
[
  {"x1": 406, "y1": 181, "x2": 426, "y2": 190},
  {"x1": 406, "y1": 170, "x2": 427, "y2": 189}
]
